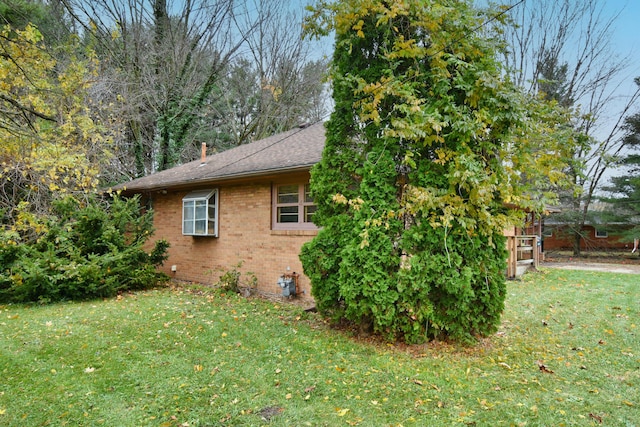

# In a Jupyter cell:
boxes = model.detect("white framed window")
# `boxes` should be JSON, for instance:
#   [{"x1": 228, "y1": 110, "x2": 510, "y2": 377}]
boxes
[
  {"x1": 273, "y1": 183, "x2": 317, "y2": 230},
  {"x1": 182, "y1": 189, "x2": 218, "y2": 236},
  {"x1": 595, "y1": 228, "x2": 608, "y2": 238}
]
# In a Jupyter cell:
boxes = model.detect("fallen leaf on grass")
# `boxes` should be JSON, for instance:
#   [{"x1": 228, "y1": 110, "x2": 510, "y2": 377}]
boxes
[
  {"x1": 588, "y1": 413, "x2": 603, "y2": 423},
  {"x1": 536, "y1": 360, "x2": 554, "y2": 374},
  {"x1": 336, "y1": 408, "x2": 350, "y2": 416}
]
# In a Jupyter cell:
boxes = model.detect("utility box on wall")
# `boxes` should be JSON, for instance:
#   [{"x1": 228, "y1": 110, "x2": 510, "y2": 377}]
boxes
[{"x1": 277, "y1": 273, "x2": 299, "y2": 297}]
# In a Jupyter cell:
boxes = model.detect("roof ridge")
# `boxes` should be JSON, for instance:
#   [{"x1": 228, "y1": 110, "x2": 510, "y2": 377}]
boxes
[{"x1": 199, "y1": 121, "x2": 324, "y2": 179}]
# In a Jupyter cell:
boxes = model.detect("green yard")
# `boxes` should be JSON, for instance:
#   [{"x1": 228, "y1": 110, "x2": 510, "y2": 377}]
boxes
[{"x1": 1, "y1": 268, "x2": 637, "y2": 426}]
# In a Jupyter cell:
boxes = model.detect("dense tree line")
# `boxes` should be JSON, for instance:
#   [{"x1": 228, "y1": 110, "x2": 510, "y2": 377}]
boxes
[{"x1": 601, "y1": 104, "x2": 640, "y2": 242}]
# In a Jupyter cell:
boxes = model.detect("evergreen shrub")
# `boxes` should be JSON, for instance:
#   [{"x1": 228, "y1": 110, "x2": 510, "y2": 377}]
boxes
[
  {"x1": 0, "y1": 194, "x2": 169, "y2": 303},
  {"x1": 300, "y1": 0, "x2": 524, "y2": 344}
]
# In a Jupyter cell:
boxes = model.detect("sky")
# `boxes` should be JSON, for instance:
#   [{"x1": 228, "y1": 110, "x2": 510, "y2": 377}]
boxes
[
  {"x1": 604, "y1": 0, "x2": 640, "y2": 106},
  {"x1": 608, "y1": 0, "x2": 640, "y2": 58}
]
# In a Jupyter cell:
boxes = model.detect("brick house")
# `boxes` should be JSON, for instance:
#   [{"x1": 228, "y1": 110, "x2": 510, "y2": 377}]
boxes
[
  {"x1": 117, "y1": 121, "x2": 542, "y2": 296},
  {"x1": 117, "y1": 122, "x2": 325, "y2": 299},
  {"x1": 540, "y1": 203, "x2": 636, "y2": 251},
  {"x1": 542, "y1": 223, "x2": 632, "y2": 251}
]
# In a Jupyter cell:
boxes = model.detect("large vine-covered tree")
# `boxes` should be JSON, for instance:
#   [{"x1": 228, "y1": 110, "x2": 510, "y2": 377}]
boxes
[{"x1": 300, "y1": 0, "x2": 570, "y2": 343}]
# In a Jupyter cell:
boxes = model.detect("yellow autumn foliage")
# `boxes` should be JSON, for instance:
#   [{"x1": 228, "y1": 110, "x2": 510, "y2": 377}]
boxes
[{"x1": 0, "y1": 24, "x2": 108, "y2": 226}]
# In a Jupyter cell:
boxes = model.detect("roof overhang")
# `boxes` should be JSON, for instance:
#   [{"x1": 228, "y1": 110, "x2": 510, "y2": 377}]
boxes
[{"x1": 117, "y1": 165, "x2": 314, "y2": 195}]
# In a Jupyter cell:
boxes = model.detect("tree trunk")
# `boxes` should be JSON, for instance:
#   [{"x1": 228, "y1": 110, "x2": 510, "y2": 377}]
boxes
[
  {"x1": 157, "y1": 117, "x2": 171, "y2": 172},
  {"x1": 572, "y1": 229, "x2": 582, "y2": 257}
]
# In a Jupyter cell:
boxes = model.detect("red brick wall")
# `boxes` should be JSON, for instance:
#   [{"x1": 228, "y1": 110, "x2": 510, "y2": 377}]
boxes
[
  {"x1": 148, "y1": 174, "x2": 317, "y2": 300},
  {"x1": 542, "y1": 225, "x2": 629, "y2": 251}
]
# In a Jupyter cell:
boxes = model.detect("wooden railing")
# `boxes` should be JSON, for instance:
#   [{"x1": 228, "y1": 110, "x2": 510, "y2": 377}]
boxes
[{"x1": 506, "y1": 235, "x2": 539, "y2": 278}]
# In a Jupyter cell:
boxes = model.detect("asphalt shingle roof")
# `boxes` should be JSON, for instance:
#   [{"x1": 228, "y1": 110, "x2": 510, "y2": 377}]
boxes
[{"x1": 116, "y1": 122, "x2": 325, "y2": 193}]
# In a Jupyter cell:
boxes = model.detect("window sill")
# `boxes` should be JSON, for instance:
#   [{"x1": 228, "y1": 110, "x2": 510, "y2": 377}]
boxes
[{"x1": 271, "y1": 229, "x2": 319, "y2": 236}]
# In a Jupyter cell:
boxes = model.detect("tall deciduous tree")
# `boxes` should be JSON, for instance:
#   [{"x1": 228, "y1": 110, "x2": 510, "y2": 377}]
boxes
[
  {"x1": 184, "y1": 0, "x2": 329, "y2": 153},
  {"x1": 62, "y1": 0, "x2": 251, "y2": 178},
  {"x1": 498, "y1": 0, "x2": 640, "y2": 255},
  {"x1": 0, "y1": 24, "x2": 106, "y2": 229},
  {"x1": 300, "y1": 0, "x2": 568, "y2": 343},
  {"x1": 229, "y1": 0, "x2": 328, "y2": 142},
  {"x1": 62, "y1": 0, "x2": 328, "y2": 183}
]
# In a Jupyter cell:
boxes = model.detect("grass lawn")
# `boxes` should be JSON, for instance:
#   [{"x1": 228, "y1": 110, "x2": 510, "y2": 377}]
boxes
[{"x1": 1, "y1": 269, "x2": 638, "y2": 426}]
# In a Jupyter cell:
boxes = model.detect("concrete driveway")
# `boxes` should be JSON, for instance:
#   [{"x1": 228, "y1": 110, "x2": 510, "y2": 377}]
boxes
[{"x1": 542, "y1": 261, "x2": 640, "y2": 274}]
